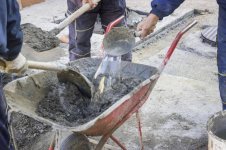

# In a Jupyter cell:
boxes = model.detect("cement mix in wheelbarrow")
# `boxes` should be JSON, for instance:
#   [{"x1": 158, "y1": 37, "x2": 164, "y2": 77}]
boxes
[{"x1": 36, "y1": 58, "x2": 151, "y2": 127}]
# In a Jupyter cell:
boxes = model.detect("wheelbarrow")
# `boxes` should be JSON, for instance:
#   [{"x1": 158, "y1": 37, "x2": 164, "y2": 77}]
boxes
[{"x1": 4, "y1": 21, "x2": 197, "y2": 150}]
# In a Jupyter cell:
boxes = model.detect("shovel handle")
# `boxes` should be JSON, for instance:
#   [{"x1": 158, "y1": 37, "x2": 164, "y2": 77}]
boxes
[
  {"x1": 56, "y1": 0, "x2": 101, "y2": 31},
  {"x1": 27, "y1": 60, "x2": 67, "y2": 72}
]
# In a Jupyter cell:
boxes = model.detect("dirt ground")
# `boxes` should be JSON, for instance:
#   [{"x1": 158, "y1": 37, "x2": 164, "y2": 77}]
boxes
[{"x1": 6, "y1": 0, "x2": 221, "y2": 149}]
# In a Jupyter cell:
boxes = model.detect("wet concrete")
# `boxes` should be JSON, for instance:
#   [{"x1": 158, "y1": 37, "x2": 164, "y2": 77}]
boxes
[
  {"x1": 21, "y1": 23, "x2": 60, "y2": 51},
  {"x1": 11, "y1": 112, "x2": 52, "y2": 150},
  {"x1": 36, "y1": 76, "x2": 142, "y2": 127},
  {"x1": 9, "y1": 58, "x2": 157, "y2": 128}
]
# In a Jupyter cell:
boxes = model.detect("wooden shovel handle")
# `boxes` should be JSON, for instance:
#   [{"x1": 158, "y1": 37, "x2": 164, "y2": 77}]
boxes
[
  {"x1": 56, "y1": 0, "x2": 101, "y2": 30},
  {"x1": 27, "y1": 60, "x2": 67, "y2": 72}
]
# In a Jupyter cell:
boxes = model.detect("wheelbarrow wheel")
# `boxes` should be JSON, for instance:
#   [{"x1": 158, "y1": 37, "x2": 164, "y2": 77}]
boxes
[{"x1": 60, "y1": 133, "x2": 91, "y2": 150}]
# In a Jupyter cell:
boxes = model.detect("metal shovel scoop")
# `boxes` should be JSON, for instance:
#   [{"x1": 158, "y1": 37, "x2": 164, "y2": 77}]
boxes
[
  {"x1": 27, "y1": 61, "x2": 93, "y2": 98},
  {"x1": 103, "y1": 27, "x2": 136, "y2": 56}
]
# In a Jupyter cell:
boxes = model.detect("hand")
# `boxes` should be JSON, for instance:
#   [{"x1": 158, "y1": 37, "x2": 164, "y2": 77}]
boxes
[
  {"x1": 82, "y1": 0, "x2": 97, "y2": 9},
  {"x1": 0, "y1": 54, "x2": 27, "y2": 74},
  {"x1": 137, "y1": 14, "x2": 159, "y2": 39}
]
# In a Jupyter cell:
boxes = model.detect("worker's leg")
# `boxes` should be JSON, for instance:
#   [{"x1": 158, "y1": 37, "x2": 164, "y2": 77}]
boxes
[
  {"x1": 217, "y1": 2, "x2": 226, "y2": 110},
  {"x1": 0, "y1": 74, "x2": 13, "y2": 150},
  {"x1": 67, "y1": 0, "x2": 100, "y2": 61},
  {"x1": 67, "y1": 0, "x2": 80, "y2": 61},
  {"x1": 100, "y1": 0, "x2": 132, "y2": 61}
]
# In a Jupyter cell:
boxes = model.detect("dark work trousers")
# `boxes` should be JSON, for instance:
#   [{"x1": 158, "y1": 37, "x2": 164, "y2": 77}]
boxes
[
  {"x1": 67, "y1": 0, "x2": 132, "y2": 61},
  {"x1": 217, "y1": 0, "x2": 226, "y2": 110},
  {"x1": 0, "y1": 74, "x2": 13, "y2": 150}
]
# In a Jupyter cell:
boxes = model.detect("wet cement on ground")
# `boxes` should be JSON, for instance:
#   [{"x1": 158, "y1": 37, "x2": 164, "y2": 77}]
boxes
[
  {"x1": 21, "y1": 23, "x2": 60, "y2": 51},
  {"x1": 36, "y1": 77, "x2": 142, "y2": 127},
  {"x1": 11, "y1": 112, "x2": 52, "y2": 150}
]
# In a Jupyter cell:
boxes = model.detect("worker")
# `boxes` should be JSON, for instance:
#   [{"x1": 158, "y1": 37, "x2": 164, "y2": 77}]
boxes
[
  {"x1": 66, "y1": 0, "x2": 132, "y2": 61},
  {"x1": 0, "y1": 0, "x2": 27, "y2": 149},
  {"x1": 137, "y1": 0, "x2": 226, "y2": 110}
]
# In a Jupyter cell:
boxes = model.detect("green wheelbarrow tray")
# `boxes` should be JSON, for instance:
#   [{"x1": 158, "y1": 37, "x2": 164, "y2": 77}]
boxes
[{"x1": 4, "y1": 58, "x2": 158, "y2": 136}]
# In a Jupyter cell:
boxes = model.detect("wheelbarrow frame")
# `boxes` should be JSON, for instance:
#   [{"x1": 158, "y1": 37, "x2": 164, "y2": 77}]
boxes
[{"x1": 90, "y1": 20, "x2": 198, "y2": 150}]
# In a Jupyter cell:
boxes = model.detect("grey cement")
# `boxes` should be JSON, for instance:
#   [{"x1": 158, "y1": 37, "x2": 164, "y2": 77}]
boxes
[
  {"x1": 179, "y1": 31, "x2": 217, "y2": 58},
  {"x1": 21, "y1": 23, "x2": 60, "y2": 51},
  {"x1": 143, "y1": 135, "x2": 207, "y2": 150},
  {"x1": 141, "y1": 48, "x2": 218, "y2": 84},
  {"x1": 36, "y1": 73, "x2": 144, "y2": 127},
  {"x1": 11, "y1": 112, "x2": 52, "y2": 150}
]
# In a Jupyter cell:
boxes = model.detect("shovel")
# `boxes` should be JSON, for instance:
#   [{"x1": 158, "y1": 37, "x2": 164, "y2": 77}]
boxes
[
  {"x1": 24, "y1": 0, "x2": 102, "y2": 51},
  {"x1": 51, "y1": 0, "x2": 101, "y2": 36},
  {"x1": 26, "y1": 60, "x2": 93, "y2": 98},
  {"x1": 103, "y1": 27, "x2": 140, "y2": 56}
]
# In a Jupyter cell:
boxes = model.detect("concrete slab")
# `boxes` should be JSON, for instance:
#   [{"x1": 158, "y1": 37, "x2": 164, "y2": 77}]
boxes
[
  {"x1": 113, "y1": 74, "x2": 221, "y2": 149},
  {"x1": 20, "y1": 0, "x2": 66, "y2": 31},
  {"x1": 140, "y1": 48, "x2": 218, "y2": 85},
  {"x1": 180, "y1": 31, "x2": 217, "y2": 59}
]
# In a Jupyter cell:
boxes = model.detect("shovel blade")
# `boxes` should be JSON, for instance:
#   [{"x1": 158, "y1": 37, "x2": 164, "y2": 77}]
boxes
[
  {"x1": 103, "y1": 27, "x2": 135, "y2": 56},
  {"x1": 57, "y1": 69, "x2": 93, "y2": 98}
]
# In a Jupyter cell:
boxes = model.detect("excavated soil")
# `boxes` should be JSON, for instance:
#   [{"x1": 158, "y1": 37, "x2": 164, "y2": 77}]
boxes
[
  {"x1": 36, "y1": 77, "x2": 142, "y2": 127},
  {"x1": 21, "y1": 23, "x2": 60, "y2": 51}
]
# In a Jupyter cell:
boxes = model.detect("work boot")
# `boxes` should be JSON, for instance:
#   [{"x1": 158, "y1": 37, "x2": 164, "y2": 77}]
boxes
[
  {"x1": 121, "y1": 52, "x2": 132, "y2": 62},
  {"x1": 69, "y1": 50, "x2": 90, "y2": 61}
]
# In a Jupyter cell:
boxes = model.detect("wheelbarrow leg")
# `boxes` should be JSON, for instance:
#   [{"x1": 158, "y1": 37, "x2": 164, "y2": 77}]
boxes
[
  {"x1": 136, "y1": 111, "x2": 144, "y2": 150},
  {"x1": 95, "y1": 133, "x2": 127, "y2": 150},
  {"x1": 95, "y1": 111, "x2": 144, "y2": 150},
  {"x1": 95, "y1": 84, "x2": 152, "y2": 150},
  {"x1": 110, "y1": 135, "x2": 126, "y2": 150},
  {"x1": 95, "y1": 134, "x2": 110, "y2": 150},
  {"x1": 95, "y1": 115, "x2": 129, "y2": 150}
]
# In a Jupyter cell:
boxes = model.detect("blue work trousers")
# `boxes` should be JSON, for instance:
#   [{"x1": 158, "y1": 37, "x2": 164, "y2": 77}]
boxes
[
  {"x1": 0, "y1": 75, "x2": 13, "y2": 150},
  {"x1": 217, "y1": 0, "x2": 226, "y2": 110},
  {"x1": 67, "y1": 0, "x2": 132, "y2": 61}
]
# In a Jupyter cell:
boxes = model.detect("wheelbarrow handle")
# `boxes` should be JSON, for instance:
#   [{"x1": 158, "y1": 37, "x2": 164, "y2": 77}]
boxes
[
  {"x1": 159, "y1": 20, "x2": 198, "y2": 73},
  {"x1": 105, "y1": 16, "x2": 125, "y2": 35},
  {"x1": 27, "y1": 60, "x2": 67, "y2": 72}
]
